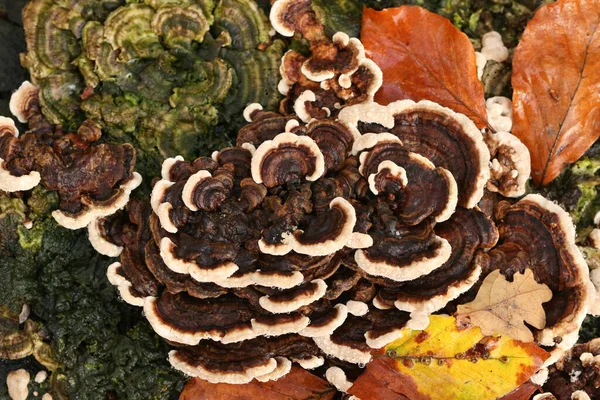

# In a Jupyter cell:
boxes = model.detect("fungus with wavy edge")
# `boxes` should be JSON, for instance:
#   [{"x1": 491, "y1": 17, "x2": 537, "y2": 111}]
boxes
[
  {"x1": 145, "y1": 241, "x2": 228, "y2": 300},
  {"x1": 258, "y1": 279, "x2": 328, "y2": 314},
  {"x1": 0, "y1": 116, "x2": 41, "y2": 192},
  {"x1": 544, "y1": 338, "x2": 600, "y2": 400},
  {"x1": 270, "y1": 0, "x2": 382, "y2": 117},
  {"x1": 0, "y1": 96, "x2": 141, "y2": 230},
  {"x1": 484, "y1": 130, "x2": 531, "y2": 198},
  {"x1": 52, "y1": 172, "x2": 142, "y2": 230},
  {"x1": 354, "y1": 218, "x2": 452, "y2": 283},
  {"x1": 299, "y1": 303, "x2": 349, "y2": 338},
  {"x1": 181, "y1": 169, "x2": 232, "y2": 212},
  {"x1": 339, "y1": 100, "x2": 491, "y2": 209},
  {"x1": 9, "y1": 81, "x2": 38, "y2": 124},
  {"x1": 106, "y1": 262, "x2": 146, "y2": 307},
  {"x1": 374, "y1": 207, "x2": 499, "y2": 315},
  {"x1": 237, "y1": 104, "x2": 299, "y2": 147},
  {"x1": 305, "y1": 118, "x2": 358, "y2": 174},
  {"x1": 362, "y1": 309, "x2": 412, "y2": 349},
  {"x1": 159, "y1": 237, "x2": 239, "y2": 283},
  {"x1": 251, "y1": 132, "x2": 325, "y2": 188},
  {"x1": 313, "y1": 315, "x2": 373, "y2": 365},
  {"x1": 354, "y1": 132, "x2": 458, "y2": 225},
  {"x1": 144, "y1": 292, "x2": 264, "y2": 345},
  {"x1": 482, "y1": 194, "x2": 594, "y2": 367},
  {"x1": 259, "y1": 197, "x2": 372, "y2": 257},
  {"x1": 21, "y1": 0, "x2": 284, "y2": 169},
  {"x1": 88, "y1": 216, "x2": 124, "y2": 257},
  {"x1": 151, "y1": 5, "x2": 210, "y2": 50},
  {"x1": 269, "y1": 0, "x2": 323, "y2": 40},
  {"x1": 168, "y1": 334, "x2": 320, "y2": 383}
]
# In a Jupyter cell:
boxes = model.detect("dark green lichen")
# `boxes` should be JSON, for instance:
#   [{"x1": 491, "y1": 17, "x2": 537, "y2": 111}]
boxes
[
  {"x1": 437, "y1": 0, "x2": 554, "y2": 49},
  {"x1": 0, "y1": 188, "x2": 184, "y2": 399},
  {"x1": 539, "y1": 158, "x2": 600, "y2": 237}
]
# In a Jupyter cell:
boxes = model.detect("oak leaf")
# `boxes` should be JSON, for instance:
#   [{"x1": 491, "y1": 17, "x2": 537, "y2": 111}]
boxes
[
  {"x1": 456, "y1": 269, "x2": 553, "y2": 343},
  {"x1": 511, "y1": 0, "x2": 600, "y2": 186},
  {"x1": 348, "y1": 315, "x2": 549, "y2": 400},
  {"x1": 361, "y1": 6, "x2": 490, "y2": 129},
  {"x1": 179, "y1": 366, "x2": 336, "y2": 400}
]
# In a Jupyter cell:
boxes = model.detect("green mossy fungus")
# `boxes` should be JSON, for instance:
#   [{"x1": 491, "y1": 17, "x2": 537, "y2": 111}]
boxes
[
  {"x1": 21, "y1": 0, "x2": 284, "y2": 186},
  {"x1": 0, "y1": 189, "x2": 184, "y2": 399}
]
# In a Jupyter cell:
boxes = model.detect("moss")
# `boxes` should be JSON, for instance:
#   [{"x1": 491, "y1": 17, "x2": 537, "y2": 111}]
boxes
[
  {"x1": 539, "y1": 157, "x2": 600, "y2": 236},
  {"x1": 0, "y1": 189, "x2": 184, "y2": 398}
]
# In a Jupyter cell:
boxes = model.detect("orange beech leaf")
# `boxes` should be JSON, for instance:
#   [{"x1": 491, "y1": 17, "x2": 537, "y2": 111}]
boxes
[
  {"x1": 361, "y1": 6, "x2": 490, "y2": 129},
  {"x1": 348, "y1": 316, "x2": 549, "y2": 400},
  {"x1": 179, "y1": 366, "x2": 336, "y2": 400},
  {"x1": 512, "y1": 0, "x2": 600, "y2": 186},
  {"x1": 497, "y1": 381, "x2": 541, "y2": 400}
]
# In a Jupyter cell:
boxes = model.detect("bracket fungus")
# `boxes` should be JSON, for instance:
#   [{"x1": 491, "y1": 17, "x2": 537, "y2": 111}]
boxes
[
  {"x1": 478, "y1": 194, "x2": 594, "y2": 366},
  {"x1": 21, "y1": 0, "x2": 286, "y2": 178},
  {"x1": 0, "y1": 82, "x2": 141, "y2": 231},
  {"x1": 543, "y1": 338, "x2": 600, "y2": 400},
  {"x1": 88, "y1": 0, "x2": 596, "y2": 390}
]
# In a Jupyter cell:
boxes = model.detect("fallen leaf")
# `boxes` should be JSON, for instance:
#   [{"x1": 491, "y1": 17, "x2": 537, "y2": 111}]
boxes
[
  {"x1": 179, "y1": 366, "x2": 336, "y2": 400},
  {"x1": 511, "y1": 0, "x2": 600, "y2": 186},
  {"x1": 497, "y1": 381, "x2": 541, "y2": 400},
  {"x1": 456, "y1": 269, "x2": 553, "y2": 343},
  {"x1": 349, "y1": 315, "x2": 549, "y2": 400},
  {"x1": 361, "y1": 6, "x2": 490, "y2": 129}
]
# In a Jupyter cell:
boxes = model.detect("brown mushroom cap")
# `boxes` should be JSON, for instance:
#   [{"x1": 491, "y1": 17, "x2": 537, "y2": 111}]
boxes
[
  {"x1": 1, "y1": 84, "x2": 141, "y2": 228},
  {"x1": 354, "y1": 217, "x2": 452, "y2": 283},
  {"x1": 9, "y1": 81, "x2": 38, "y2": 123},
  {"x1": 355, "y1": 133, "x2": 458, "y2": 225},
  {"x1": 145, "y1": 241, "x2": 228, "y2": 299},
  {"x1": 364, "y1": 308, "x2": 411, "y2": 349},
  {"x1": 88, "y1": 215, "x2": 125, "y2": 257},
  {"x1": 169, "y1": 334, "x2": 321, "y2": 383},
  {"x1": 543, "y1": 339, "x2": 600, "y2": 400},
  {"x1": 260, "y1": 197, "x2": 370, "y2": 257},
  {"x1": 483, "y1": 131, "x2": 531, "y2": 198},
  {"x1": 271, "y1": 0, "x2": 382, "y2": 120},
  {"x1": 375, "y1": 207, "x2": 499, "y2": 314},
  {"x1": 0, "y1": 116, "x2": 41, "y2": 192},
  {"x1": 481, "y1": 194, "x2": 593, "y2": 364},
  {"x1": 106, "y1": 262, "x2": 146, "y2": 307},
  {"x1": 314, "y1": 315, "x2": 373, "y2": 365},
  {"x1": 237, "y1": 105, "x2": 298, "y2": 147},
  {"x1": 340, "y1": 100, "x2": 490, "y2": 209},
  {"x1": 305, "y1": 119, "x2": 357, "y2": 174},
  {"x1": 251, "y1": 132, "x2": 325, "y2": 188},
  {"x1": 144, "y1": 292, "x2": 263, "y2": 345}
]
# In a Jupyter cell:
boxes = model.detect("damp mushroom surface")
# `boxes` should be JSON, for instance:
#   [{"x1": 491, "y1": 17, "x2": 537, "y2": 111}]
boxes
[{"x1": 86, "y1": 0, "x2": 597, "y2": 390}]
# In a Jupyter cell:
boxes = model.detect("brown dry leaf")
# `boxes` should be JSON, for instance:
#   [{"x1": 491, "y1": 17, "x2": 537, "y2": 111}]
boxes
[
  {"x1": 512, "y1": 0, "x2": 600, "y2": 186},
  {"x1": 456, "y1": 269, "x2": 553, "y2": 342},
  {"x1": 179, "y1": 366, "x2": 336, "y2": 400},
  {"x1": 361, "y1": 6, "x2": 490, "y2": 129}
]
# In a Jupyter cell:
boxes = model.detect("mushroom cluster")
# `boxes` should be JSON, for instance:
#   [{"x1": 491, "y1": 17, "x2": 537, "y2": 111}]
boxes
[
  {"x1": 21, "y1": 0, "x2": 284, "y2": 173},
  {"x1": 0, "y1": 82, "x2": 141, "y2": 230},
  {"x1": 541, "y1": 338, "x2": 600, "y2": 400},
  {"x1": 89, "y1": 0, "x2": 596, "y2": 387}
]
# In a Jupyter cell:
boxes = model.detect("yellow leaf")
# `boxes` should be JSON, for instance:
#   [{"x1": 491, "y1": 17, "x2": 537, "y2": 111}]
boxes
[
  {"x1": 349, "y1": 315, "x2": 549, "y2": 400},
  {"x1": 456, "y1": 269, "x2": 553, "y2": 342}
]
